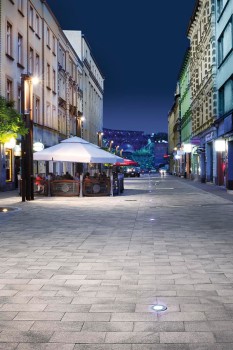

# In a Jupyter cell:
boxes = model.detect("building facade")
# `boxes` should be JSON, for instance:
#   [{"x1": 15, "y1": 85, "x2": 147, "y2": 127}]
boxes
[
  {"x1": 0, "y1": 0, "x2": 104, "y2": 191},
  {"x1": 214, "y1": 0, "x2": 233, "y2": 189},
  {"x1": 179, "y1": 49, "x2": 192, "y2": 178},
  {"x1": 64, "y1": 31, "x2": 104, "y2": 145},
  {"x1": 168, "y1": 84, "x2": 181, "y2": 175},
  {"x1": 187, "y1": 0, "x2": 217, "y2": 183}
]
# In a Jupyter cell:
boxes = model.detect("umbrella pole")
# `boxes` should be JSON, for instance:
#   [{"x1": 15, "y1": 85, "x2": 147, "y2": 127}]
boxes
[
  {"x1": 79, "y1": 174, "x2": 83, "y2": 197},
  {"x1": 110, "y1": 174, "x2": 113, "y2": 197}
]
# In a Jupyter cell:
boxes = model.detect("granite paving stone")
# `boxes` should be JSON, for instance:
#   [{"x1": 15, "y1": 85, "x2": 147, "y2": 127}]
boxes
[{"x1": 1, "y1": 175, "x2": 233, "y2": 348}]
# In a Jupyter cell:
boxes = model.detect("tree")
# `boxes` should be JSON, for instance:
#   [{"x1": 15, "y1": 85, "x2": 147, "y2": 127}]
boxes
[
  {"x1": 0, "y1": 96, "x2": 27, "y2": 144},
  {"x1": 132, "y1": 148, "x2": 154, "y2": 170}
]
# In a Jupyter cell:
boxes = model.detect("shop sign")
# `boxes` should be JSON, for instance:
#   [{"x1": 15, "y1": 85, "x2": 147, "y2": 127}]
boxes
[{"x1": 205, "y1": 132, "x2": 214, "y2": 142}]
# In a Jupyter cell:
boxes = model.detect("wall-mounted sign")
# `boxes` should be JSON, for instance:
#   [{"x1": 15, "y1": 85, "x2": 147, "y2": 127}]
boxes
[
  {"x1": 205, "y1": 132, "x2": 214, "y2": 142},
  {"x1": 33, "y1": 142, "x2": 44, "y2": 152}
]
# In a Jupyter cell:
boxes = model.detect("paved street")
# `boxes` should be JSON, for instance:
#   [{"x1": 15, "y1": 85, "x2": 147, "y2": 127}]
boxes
[{"x1": 1, "y1": 174, "x2": 233, "y2": 350}]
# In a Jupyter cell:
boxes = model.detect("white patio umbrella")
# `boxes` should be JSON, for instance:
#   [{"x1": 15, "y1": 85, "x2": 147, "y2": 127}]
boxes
[{"x1": 33, "y1": 136, "x2": 123, "y2": 164}]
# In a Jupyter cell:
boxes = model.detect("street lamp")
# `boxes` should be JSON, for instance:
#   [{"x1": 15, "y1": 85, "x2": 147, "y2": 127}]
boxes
[
  {"x1": 109, "y1": 140, "x2": 114, "y2": 152},
  {"x1": 21, "y1": 74, "x2": 38, "y2": 202},
  {"x1": 76, "y1": 114, "x2": 85, "y2": 138},
  {"x1": 97, "y1": 131, "x2": 103, "y2": 147}
]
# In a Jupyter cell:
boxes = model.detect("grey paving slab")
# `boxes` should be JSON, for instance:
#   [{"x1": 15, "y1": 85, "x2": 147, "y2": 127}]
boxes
[{"x1": 1, "y1": 175, "x2": 233, "y2": 348}]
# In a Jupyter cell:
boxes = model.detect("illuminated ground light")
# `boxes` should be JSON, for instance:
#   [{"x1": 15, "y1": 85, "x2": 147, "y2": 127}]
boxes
[
  {"x1": 0, "y1": 207, "x2": 20, "y2": 213},
  {"x1": 150, "y1": 218, "x2": 155, "y2": 221},
  {"x1": 152, "y1": 304, "x2": 167, "y2": 312}
]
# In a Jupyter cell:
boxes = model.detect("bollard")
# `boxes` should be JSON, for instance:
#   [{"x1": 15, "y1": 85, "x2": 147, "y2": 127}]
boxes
[
  {"x1": 18, "y1": 174, "x2": 21, "y2": 196},
  {"x1": 79, "y1": 174, "x2": 83, "y2": 197},
  {"x1": 47, "y1": 175, "x2": 51, "y2": 197},
  {"x1": 110, "y1": 174, "x2": 113, "y2": 196}
]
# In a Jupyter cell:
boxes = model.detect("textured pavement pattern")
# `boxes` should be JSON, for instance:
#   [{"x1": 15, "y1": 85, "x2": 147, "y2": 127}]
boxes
[{"x1": 1, "y1": 174, "x2": 233, "y2": 349}]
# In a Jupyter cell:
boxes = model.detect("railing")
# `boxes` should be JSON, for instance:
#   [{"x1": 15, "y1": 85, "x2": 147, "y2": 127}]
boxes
[
  {"x1": 51, "y1": 180, "x2": 80, "y2": 196},
  {"x1": 83, "y1": 178, "x2": 111, "y2": 196},
  {"x1": 34, "y1": 175, "x2": 123, "y2": 197}
]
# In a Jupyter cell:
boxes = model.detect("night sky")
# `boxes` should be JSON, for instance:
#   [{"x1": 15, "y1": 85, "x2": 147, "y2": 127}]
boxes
[{"x1": 46, "y1": 0, "x2": 195, "y2": 134}]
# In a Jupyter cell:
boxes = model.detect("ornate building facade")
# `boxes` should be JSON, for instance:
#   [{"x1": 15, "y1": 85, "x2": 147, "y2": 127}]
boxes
[
  {"x1": 187, "y1": 0, "x2": 217, "y2": 182},
  {"x1": 0, "y1": 0, "x2": 104, "y2": 191}
]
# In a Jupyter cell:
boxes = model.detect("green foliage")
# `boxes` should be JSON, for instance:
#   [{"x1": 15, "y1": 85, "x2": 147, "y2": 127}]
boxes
[
  {"x1": 0, "y1": 96, "x2": 28, "y2": 144},
  {"x1": 132, "y1": 149, "x2": 154, "y2": 170}
]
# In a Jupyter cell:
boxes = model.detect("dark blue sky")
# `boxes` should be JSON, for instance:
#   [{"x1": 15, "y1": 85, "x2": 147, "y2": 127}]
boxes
[{"x1": 47, "y1": 0, "x2": 195, "y2": 134}]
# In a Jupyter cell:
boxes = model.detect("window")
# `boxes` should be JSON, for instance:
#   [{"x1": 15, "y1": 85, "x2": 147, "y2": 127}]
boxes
[
  {"x1": 46, "y1": 27, "x2": 50, "y2": 48},
  {"x1": 29, "y1": 47, "x2": 34, "y2": 74},
  {"x1": 46, "y1": 103, "x2": 51, "y2": 126},
  {"x1": 217, "y1": 0, "x2": 229, "y2": 17},
  {"x1": 18, "y1": 0, "x2": 23, "y2": 14},
  {"x1": 35, "y1": 98, "x2": 40, "y2": 123},
  {"x1": 218, "y1": 77, "x2": 233, "y2": 115},
  {"x1": 52, "y1": 69, "x2": 56, "y2": 92},
  {"x1": 17, "y1": 86, "x2": 21, "y2": 113},
  {"x1": 52, "y1": 106, "x2": 56, "y2": 128},
  {"x1": 35, "y1": 54, "x2": 40, "y2": 77},
  {"x1": 46, "y1": 63, "x2": 51, "y2": 88},
  {"x1": 29, "y1": 6, "x2": 33, "y2": 29},
  {"x1": 6, "y1": 79, "x2": 13, "y2": 101},
  {"x1": 17, "y1": 33, "x2": 23, "y2": 65},
  {"x1": 218, "y1": 19, "x2": 233, "y2": 65},
  {"x1": 52, "y1": 35, "x2": 56, "y2": 54},
  {"x1": 35, "y1": 14, "x2": 40, "y2": 36},
  {"x1": 6, "y1": 22, "x2": 12, "y2": 56},
  {"x1": 59, "y1": 45, "x2": 65, "y2": 68},
  {"x1": 5, "y1": 149, "x2": 13, "y2": 182}
]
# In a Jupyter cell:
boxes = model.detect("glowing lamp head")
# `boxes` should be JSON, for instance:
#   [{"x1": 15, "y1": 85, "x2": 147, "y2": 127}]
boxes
[
  {"x1": 152, "y1": 304, "x2": 167, "y2": 312},
  {"x1": 31, "y1": 76, "x2": 39, "y2": 85},
  {"x1": 5, "y1": 137, "x2": 16, "y2": 149}
]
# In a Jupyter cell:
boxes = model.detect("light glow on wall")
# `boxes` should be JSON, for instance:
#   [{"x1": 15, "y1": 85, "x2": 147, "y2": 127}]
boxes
[
  {"x1": 183, "y1": 143, "x2": 192, "y2": 153},
  {"x1": 215, "y1": 140, "x2": 226, "y2": 152}
]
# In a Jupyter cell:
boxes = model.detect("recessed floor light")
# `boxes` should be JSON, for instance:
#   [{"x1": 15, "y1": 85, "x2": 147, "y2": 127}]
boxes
[
  {"x1": 150, "y1": 218, "x2": 155, "y2": 221},
  {"x1": 152, "y1": 304, "x2": 167, "y2": 312}
]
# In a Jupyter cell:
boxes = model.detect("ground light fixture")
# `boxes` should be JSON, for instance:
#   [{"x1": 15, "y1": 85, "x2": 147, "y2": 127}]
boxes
[{"x1": 152, "y1": 304, "x2": 167, "y2": 312}]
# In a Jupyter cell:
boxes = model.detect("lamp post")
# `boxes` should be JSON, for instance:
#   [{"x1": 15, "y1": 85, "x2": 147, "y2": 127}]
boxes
[
  {"x1": 109, "y1": 140, "x2": 114, "y2": 152},
  {"x1": 97, "y1": 131, "x2": 103, "y2": 147},
  {"x1": 21, "y1": 74, "x2": 37, "y2": 202},
  {"x1": 76, "y1": 114, "x2": 85, "y2": 138}
]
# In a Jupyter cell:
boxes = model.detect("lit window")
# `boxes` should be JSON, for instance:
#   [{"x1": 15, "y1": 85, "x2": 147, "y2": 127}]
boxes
[{"x1": 6, "y1": 79, "x2": 13, "y2": 101}]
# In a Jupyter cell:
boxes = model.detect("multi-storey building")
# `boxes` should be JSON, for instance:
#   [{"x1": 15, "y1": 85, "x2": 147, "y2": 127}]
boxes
[
  {"x1": 64, "y1": 31, "x2": 104, "y2": 145},
  {"x1": 187, "y1": 0, "x2": 217, "y2": 182},
  {"x1": 168, "y1": 84, "x2": 181, "y2": 175},
  {"x1": 179, "y1": 49, "x2": 192, "y2": 178},
  {"x1": 0, "y1": 0, "x2": 103, "y2": 191},
  {"x1": 214, "y1": 0, "x2": 233, "y2": 189}
]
